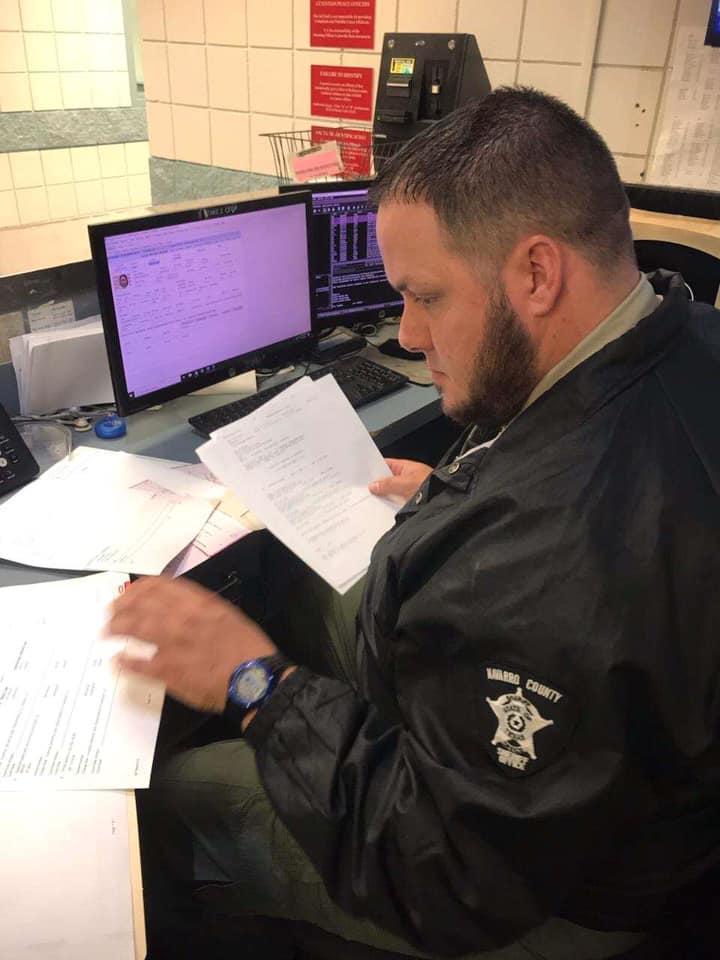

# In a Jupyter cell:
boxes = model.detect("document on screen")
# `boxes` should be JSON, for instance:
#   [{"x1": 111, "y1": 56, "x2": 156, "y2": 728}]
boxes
[
  {"x1": 0, "y1": 572, "x2": 163, "y2": 790},
  {"x1": 198, "y1": 375, "x2": 398, "y2": 593}
]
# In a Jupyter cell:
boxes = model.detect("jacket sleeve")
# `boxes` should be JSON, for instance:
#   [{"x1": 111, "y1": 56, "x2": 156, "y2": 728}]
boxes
[{"x1": 244, "y1": 660, "x2": 643, "y2": 956}]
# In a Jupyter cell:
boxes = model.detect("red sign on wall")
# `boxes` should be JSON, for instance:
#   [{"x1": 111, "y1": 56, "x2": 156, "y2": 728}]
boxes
[
  {"x1": 310, "y1": 0, "x2": 375, "y2": 49},
  {"x1": 312, "y1": 125, "x2": 372, "y2": 177},
  {"x1": 311, "y1": 65, "x2": 373, "y2": 121}
]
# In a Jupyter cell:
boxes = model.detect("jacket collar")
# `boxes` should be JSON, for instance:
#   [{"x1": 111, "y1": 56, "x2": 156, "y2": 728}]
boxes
[
  {"x1": 485, "y1": 272, "x2": 689, "y2": 461},
  {"x1": 397, "y1": 273, "x2": 690, "y2": 519}
]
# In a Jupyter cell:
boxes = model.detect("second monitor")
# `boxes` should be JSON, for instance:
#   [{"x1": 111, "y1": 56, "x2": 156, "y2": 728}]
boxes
[{"x1": 280, "y1": 180, "x2": 403, "y2": 330}]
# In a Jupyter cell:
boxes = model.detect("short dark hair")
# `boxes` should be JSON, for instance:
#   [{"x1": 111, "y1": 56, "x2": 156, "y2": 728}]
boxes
[{"x1": 371, "y1": 86, "x2": 635, "y2": 274}]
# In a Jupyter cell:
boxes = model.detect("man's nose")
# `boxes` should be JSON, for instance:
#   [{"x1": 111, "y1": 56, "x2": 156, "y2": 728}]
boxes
[{"x1": 398, "y1": 304, "x2": 432, "y2": 355}]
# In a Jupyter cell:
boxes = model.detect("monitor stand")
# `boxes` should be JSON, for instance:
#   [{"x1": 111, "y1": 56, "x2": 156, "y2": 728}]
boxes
[{"x1": 191, "y1": 370, "x2": 257, "y2": 397}]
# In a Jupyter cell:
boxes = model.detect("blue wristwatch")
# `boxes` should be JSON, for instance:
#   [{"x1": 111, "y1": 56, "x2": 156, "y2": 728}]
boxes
[{"x1": 225, "y1": 653, "x2": 292, "y2": 728}]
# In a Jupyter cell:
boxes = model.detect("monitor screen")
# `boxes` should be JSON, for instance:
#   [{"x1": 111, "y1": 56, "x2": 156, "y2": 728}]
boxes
[
  {"x1": 89, "y1": 193, "x2": 315, "y2": 415},
  {"x1": 280, "y1": 180, "x2": 402, "y2": 328},
  {"x1": 707, "y1": 0, "x2": 720, "y2": 46}
]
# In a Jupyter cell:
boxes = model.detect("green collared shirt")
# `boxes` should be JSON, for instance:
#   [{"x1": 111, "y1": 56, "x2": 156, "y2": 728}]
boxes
[
  {"x1": 521, "y1": 273, "x2": 659, "y2": 412},
  {"x1": 458, "y1": 274, "x2": 660, "y2": 460}
]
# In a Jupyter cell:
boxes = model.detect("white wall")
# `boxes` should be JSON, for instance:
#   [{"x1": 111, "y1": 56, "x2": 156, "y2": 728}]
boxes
[
  {"x1": 137, "y1": 0, "x2": 712, "y2": 184},
  {"x1": 0, "y1": 0, "x2": 132, "y2": 111},
  {"x1": 0, "y1": 141, "x2": 151, "y2": 226}
]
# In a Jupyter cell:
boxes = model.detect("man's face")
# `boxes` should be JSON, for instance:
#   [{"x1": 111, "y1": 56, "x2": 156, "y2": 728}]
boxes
[{"x1": 377, "y1": 201, "x2": 538, "y2": 429}]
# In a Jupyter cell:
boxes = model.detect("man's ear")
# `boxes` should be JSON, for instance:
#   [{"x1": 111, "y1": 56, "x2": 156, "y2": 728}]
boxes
[{"x1": 503, "y1": 234, "x2": 564, "y2": 320}]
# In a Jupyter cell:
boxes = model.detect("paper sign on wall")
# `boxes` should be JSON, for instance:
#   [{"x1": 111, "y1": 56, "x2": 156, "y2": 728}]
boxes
[
  {"x1": 312, "y1": 125, "x2": 372, "y2": 177},
  {"x1": 311, "y1": 65, "x2": 373, "y2": 121},
  {"x1": 648, "y1": 27, "x2": 720, "y2": 189},
  {"x1": 310, "y1": 0, "x2": 375, "y2": 49}
]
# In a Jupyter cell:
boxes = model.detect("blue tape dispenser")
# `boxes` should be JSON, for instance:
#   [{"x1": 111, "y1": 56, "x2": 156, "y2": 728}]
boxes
[{"x1": 94, "y1": 414, "x2": 127, "y2": 440}]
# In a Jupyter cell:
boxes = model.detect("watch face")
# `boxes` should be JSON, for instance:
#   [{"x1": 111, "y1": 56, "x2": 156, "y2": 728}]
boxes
[{"x1": 232, "y1": 664, "x2": 270, "y2": 706}]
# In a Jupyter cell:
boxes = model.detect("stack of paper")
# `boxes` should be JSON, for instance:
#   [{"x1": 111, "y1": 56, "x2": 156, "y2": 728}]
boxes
[
  {"x1": 0, "y1": 572, "x2": 163, "y2": 790},
  {"x1": 198, "y1": 376, "x2": 399, "y2": 594},
  {"x1": 9, "y1": 318, "x2": 114, "y2": 415},
  {"x1": 0, "y1": 791, "x2": 142, "y2": 960},
  {"x1": 0, "y1": 571, "x2": 162, "y2": 959},
  {"x1": 163, "y1": 460, "x2": 260, "y2": 577},
  {"x1": 0, "y1": 447, "x2": 222, "y2": 575}
]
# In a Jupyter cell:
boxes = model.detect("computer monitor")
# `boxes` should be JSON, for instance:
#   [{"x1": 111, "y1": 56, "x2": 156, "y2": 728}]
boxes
[
  {"x1": 706, "y1": 0, "x2": 720, "y2": 46},
  {"x1": 279, "y1": 180, "x2": 402, "y2": 330},
  {"x1": 89, "y1": 192, "x2": 315, "y2": 416}
]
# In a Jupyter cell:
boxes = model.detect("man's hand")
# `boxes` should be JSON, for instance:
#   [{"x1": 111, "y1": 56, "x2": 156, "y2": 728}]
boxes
[
  {"x1": 369, "y1": 458, "x2": 433, "y2": 501},
  {"x1": 107, "y1": 576, "x2": 277, "y2": 713}
]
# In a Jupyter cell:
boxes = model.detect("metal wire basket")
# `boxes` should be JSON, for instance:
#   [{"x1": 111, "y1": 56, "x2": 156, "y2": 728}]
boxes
[{"x1": 261, "y1": 129, "x2": 403, "y2": 183}]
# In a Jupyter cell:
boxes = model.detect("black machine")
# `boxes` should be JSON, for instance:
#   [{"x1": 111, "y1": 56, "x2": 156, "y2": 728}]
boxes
[
  {"x1": 0, "y1": 403, "x2": 39, "y2": 495},
  {"x1": 373, "y1": 33, "x2": 491, "y2": 149}
]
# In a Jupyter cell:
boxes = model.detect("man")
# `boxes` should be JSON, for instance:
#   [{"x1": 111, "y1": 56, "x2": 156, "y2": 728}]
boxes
[{"x1": 110, "y1": 88, "x2": 720, "y2": 959}]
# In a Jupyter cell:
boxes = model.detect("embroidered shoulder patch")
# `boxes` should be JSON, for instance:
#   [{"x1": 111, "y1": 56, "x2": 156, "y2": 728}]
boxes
[{"x1": 480, "y1": 663, "x2": 577, "y2": 777}]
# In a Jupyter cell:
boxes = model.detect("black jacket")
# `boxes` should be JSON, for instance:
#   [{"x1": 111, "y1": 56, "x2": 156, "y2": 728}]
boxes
[{"x1": 247, "y1": 274, "x2": 720, "y2": 955}]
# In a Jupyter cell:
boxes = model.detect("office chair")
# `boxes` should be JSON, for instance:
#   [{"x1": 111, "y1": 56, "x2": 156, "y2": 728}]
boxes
[{"x1": 635, "y1": 239, "x2": 720, "y2": 306}]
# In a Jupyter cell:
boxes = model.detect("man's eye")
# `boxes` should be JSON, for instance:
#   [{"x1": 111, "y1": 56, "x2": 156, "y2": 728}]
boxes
[{"x1": 413, "y1": 294, "x2": 436, "y2": 306}]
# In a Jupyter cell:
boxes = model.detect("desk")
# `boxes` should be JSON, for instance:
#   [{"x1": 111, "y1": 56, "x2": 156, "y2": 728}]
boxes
[{"x1": 0, "y1": 356, "x2": 446, "y2": 958}]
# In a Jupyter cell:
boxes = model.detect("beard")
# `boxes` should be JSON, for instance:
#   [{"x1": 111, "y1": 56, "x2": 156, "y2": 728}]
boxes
[{"x1": 445, "y1": 285, "x2": 538, "y2": 430}]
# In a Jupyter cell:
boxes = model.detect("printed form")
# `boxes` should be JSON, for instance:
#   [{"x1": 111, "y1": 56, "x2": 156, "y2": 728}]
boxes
[
  {"x1": 163, "y1": 460, "x2": 260, "y2": 576},
  {"x1": 198, "y1": 376, "x2": 398, "y2": 593},
  {"x1": 0, "y1": 572, "x2": 163, "y2": 790},
  {"x1": 0, "y1": 447, "x2": 220, "y2": 575}
]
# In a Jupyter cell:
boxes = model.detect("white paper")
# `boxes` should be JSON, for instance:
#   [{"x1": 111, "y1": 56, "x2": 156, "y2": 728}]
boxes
[
  {"x1": 0, "y1": 572, "x2": 163, "y2": 790},
  {"x1": 126, "y1": 452, "x2": 225, "y2": 502},
  {"x1": 165, "y1": 508, "x2": 254, "y2": 576},
  {"x1": 0, "y1": 790, "x2": 137, "y2": 959},
  {"x1": 27, "y1": 298, "x2": 77, "y2": 332},
  {"x1": 198, "y1": 376, "x2": 397, "y2": 593},
  {"x1": 0, "y1": 447, "x2": 218, "y2": 575},
  {"x1": 648, "y1": 27, "x2": 720, "y2": 188},
  {"x1": 169, "y1": 459, "x2": 263, "y2": 528},
  {"x1": 9, "y1": 319, "x2": 114, "y2": 415}
]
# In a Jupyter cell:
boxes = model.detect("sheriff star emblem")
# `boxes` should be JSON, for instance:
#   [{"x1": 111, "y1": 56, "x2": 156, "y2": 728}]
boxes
[{"x1": 486, "y1": 687, "x2": 554, "y2": 772}]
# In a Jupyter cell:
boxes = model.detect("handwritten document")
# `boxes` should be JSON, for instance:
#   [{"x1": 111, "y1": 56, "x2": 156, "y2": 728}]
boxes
[
  {"x1": 198, "y1": 376, "x2": 397, "y2": 593},
  {"x1": 0, "y1": 790, "x2": 140, "y2": 960},
  {"x1": 0, "y1": 572, "x2": 163, "y2": 790},
  {"x1": 0, "y1": 447, "x2": 219, "y2": 575}
]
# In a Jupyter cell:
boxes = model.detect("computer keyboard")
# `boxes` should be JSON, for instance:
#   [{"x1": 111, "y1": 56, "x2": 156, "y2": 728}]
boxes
[{"x1": 188, "y1": 356, "x2": 409, "y2": 437}]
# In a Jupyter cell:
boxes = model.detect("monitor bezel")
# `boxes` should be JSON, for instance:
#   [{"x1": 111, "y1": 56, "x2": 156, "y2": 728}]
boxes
[
  {"x1": 706, "y1": 0, "x2": 720, "y2": 46},
  {"x1": 88, "y1": 192, "x2": 317, "y2": 417},
  {"x1": 279, "y1": 180, "x2": 403, "y2": 331}
]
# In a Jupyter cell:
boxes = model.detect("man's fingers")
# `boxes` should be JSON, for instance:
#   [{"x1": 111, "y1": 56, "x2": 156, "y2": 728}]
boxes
[
  {"x1": 384, "y1": 459, "x2": 407, "y2": 477},
  {"x1": 114, "y1": 650, "x2": 165, "y2": 681},
  {"x1": 368, "y1": 476, "x2": 397, "y2": 495}
]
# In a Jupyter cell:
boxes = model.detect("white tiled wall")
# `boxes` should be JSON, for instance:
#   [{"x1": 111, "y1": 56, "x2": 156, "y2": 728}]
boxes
[
  {"x1": 0, "y1": 0, "x2": 131, "y2": 111},
  {"x1": 138, "y1": 0, "x2": 708, "y2": 186},
  {"x1": 0, "y1": 141, "x2": 151, "y2": 225}
]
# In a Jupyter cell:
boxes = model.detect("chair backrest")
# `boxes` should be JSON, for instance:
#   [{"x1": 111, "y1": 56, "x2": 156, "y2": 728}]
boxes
[{"x1": 634, "y1": 238, "x2": 720, "y2": 306}]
